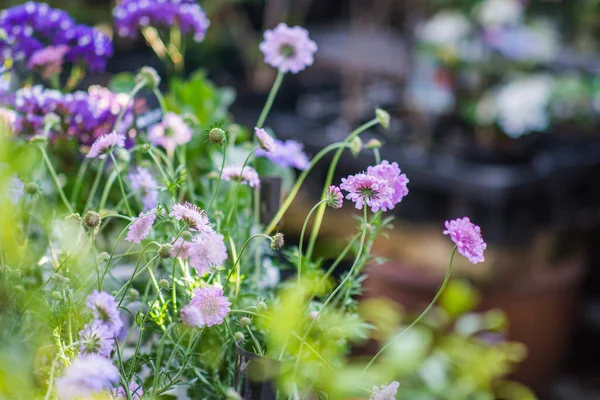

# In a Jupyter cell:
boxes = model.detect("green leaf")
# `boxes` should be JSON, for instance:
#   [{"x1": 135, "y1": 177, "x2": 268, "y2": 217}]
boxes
[{"x1": 109, "y1": 72, "x2": 136, "y2": 93}]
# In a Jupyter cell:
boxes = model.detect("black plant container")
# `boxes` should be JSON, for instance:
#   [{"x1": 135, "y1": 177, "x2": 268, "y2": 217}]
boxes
[{"x1": 234, "y1": 346, "x2": 281, "y2": 400}]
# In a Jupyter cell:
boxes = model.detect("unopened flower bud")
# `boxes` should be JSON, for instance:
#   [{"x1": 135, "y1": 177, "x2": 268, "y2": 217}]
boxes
[
  {"x1": 239, "y1": 317, "x2": 252, "y2": 328},
  {"x1": 207, "y1": 171, "x2": 219, "y2": 180},
  {"x1": 97, "y1": 252, "x2": 110, "y2": 263},
  {"x1": 226, "y1": 388, "x2": 242, "y2": 400},
  {"x1": 181, "y1": 231, "x2": 193, "y2": 242},
  {"x1": 136, "y1": 66, "x2": 161, "y2": 89},
  {"x1": 350, "y1": 137, "x2": 363, "y2": 157},
  {"x1": 158, "y1": 244, "x2": 173, "y2": 259},
  {"x1": 25, "y1": 182, "x2": 40, "y2": 195},
  {"x1": 234, "y1": 332, "x2": 245, "y2": 343},
  {"x1": 129, "y1": 288, "x2": 140, "y2": 299},
  {"x1": 213, "y1": 210, "x2": 224, "y2": 219},
  {"x1": 366, "y1": 138, "x2": 382, "y2": 149},
  {"x1": 376, "y1": 108, "x2": 390, "y2": 129},
  {"x1": 83, "y1": 211, "x2": 101, "y2": 229},
  {"x1": 208, "y1": 127, "x2": 226, "y2": 145},
  {"x1": 140, "y1": 143, "x2": 152, "y2": 153},
  {"x1": 29, "y1": 135, "x2": 47, "y2": 144},
  {"x1": 270, "y1": 233, "x2": 284, "y2": 250},
  {"x1": 115, "y1": 148, "x2": 131, "y2": 165},
  {"x1": 158, "y1": 279, "x2": 170, "y2": 290},
  {"x1": 50, "y1": 291, "x2": 62, "y2": 300},
  {"x1": 44, "y1": 113, "x2": 61, "y2": 129},
  {"x1": 257, "y1": 301, "x2": 267, "y2": 312},
  {"x1": 182, "y1": 113, "x2": 199, "y2": 128}
]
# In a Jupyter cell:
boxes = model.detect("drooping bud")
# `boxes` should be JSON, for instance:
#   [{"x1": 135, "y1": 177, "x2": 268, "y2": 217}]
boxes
[
  {"x1": 182, "y1": 113, "x2": 199, "y2": 128},
  {"x1": 136, "y1": 66, "x2": 161, "y2": 90},
  {"x1": 239, "y1": 317, "x2": 252, "y2": 328},
  {"x1": 115, "y1": 148, "x2": 131, "y2": 165},
  {"x1": 376, "y1": 108, "x2": 390, "y2": 129},
  {"x1": 366, "y1": 138, "x2": 382, "y2": 149},
  {"x1": 270, "y1": 233, "x2": 284, "y2": 250},
  {"x1": 158, "y1": 244, "x2": 173, "y2": 259},
  {"x1": 234, "y1": 332, "x2": 245, "y2": 343},
  {"x1": 83, "y1": 211, "x2": 101, "y2": 229},
  {"x1": 181, "y1": 231, "x2": 193, "y2": 242},
  {"x1": 350, "y1": 137, "x2": 363, "y2": 157},
  {"x1": 158, "y1": 278, "x2": 170, "y2": 290},
  {"x1": 257, "y1": 301, "x2": 267, "y2": 312}
]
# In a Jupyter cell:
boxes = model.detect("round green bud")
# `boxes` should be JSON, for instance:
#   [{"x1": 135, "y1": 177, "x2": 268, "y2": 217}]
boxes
[
  {"x1": 181, "y1": 231, "x2": 193, "y2": 242},
  {"x1": 366, "y1": 138, "x2": 382, "y2": 150},
  {"x1": 182, "y1": 113, "x2": 199, "y2": 128},
  {"x1": 158, "y1": 279, "x2": 170, "y2": 290},
  {"x1": 140, "y1": 143, "x2": 152, "y2": 153},
  {"x1": 25, "y1": 182, "x2": 40, "y2": 196},
  {"x1": 257, "y1": 301, "x2": 267, "y2": 312},
  {"x1": 270, "y1": 233, "x2": 284, "y2": 250},
  {"x1": 233, "y1": 332, "x2": 245, "y2": 343},
  {"x1": 158, "y1": 244, "x2": 173, "y2": 259},
  {"x1": 208, "y1": 127, "x2": 226, "y2": 145},
  {"x1": 136, "y1": 66, "x2": 161, "y2": 89},
  {"x1": 97, "y1": 252, "x2": 110, "y2": 263},
  {"x1": 226, "y1": 388, "x2": 242, "y2": 400},
  {"x1": 50, "y1": 291, "x2": 63, "y2": 300},
  {"x1": 129, "y1": 288, "x2": 140, "y2": 299},
  {"x1": 376, "y1": 108, "x2": 391, "y2": 129},
  {"x1": 115, "y1": 148, "x2": 131, "y2": 165},
  {"x1": 350, "y1": 137, "x2": 363, "y2": 157},
  {"x1": 239, "y1": 317, "x2": 252, "y2": 328},
  {"x1": 83, "y1": 211, "x2": 101, "y2": 229}
]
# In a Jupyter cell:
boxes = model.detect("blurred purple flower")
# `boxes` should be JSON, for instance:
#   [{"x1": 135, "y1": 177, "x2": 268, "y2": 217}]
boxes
[
  {"x1": 259, "y1": 23, "x2": 317, "y2": 74},
  {"x1": 222, "y1": 165, "x2": 260, "y2": 188},
  {"x1": 78, "y1": 321, "x2": 115, "y2": 358},
  {"x1": 111, "y1": 381, "x2": 144, "y2": 400},
  {"x1": 148, "y1": 112, "x2": 193, "y2": 152},
  {"x1": 255, "y1": 127, "x2": 276, "y2": 153},
  {"x1": 55, "y1": 355, "x2": 120, "y2": 400},
  {"x1": 181, "y1": 286, "x2": 231, "y2": 328},
  {"x1": 256, "y1": 139, "x2": 310, "y2": 170},
  {"x1": 28, "y1": 44, "x2": 69, "y2": 80},
  {"x1": 10, "y1": 176, "x2": 24, "y2": 205},
  {"x1": 126, "y1": 210, "x2": 157, "y2": 244},
  {"x1": 188, "y1": 230, "x2": 228, "y2": 276},
  {"x1": 86, "y1": 290, "x2": 124, "y2": 335},
  {"x1": 370, "y1": 381, "x2": 399, "y2": 400},
  {"x1": 86, "y1": 131, "x2": 125, "y2": 159},
  {"x1": 129, "y1": 167, "x2": 159, "y2": 210},
  {"x1": 325, "y1": 185, "x2": 343, "y2": 209},
  {"x1": 443, "y1": 217, "x2": 487, "y2": 264}
]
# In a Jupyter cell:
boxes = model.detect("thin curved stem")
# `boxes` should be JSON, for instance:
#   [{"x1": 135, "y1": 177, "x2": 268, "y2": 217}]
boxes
[
  {"x1": 98, "y1": 169, "x2": 118, "y2": 211},
  {"x1": 114, "y1": 81, "x2": 145, "y2": 132},
  {"x1": 223, "y1": 234, "x2": 271, "y2": 288},
  {"x1": 362, "y1": 246, "x2": 457, "y2": 373},
  {"x1": 225, "y1": 146, "x2": 258, "y2": 226},
  {"x1": 297, "y1": 200, "x2": 327, "y2": 284},
  {"x1": 38, "y1": 144, "x2": 73, "y2": 213},
  {"x1": 206, "y1": 143, "x2": 227, "y2": 212},
  {"x1": 84, "y1": 158, "x2": 107, "y2": 211},
  {"x1": 70, "y1": 158, "x2": 89, "y2": 208},
  {"x1": 110, "y1": 153, "x2": 132, "y2": 215},
  {"x1": 256, "y1": 70, "x2": 284, "y2": 129}
]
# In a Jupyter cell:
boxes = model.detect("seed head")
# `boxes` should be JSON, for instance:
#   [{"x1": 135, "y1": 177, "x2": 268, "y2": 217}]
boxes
[
  {"x1": 270, "y1": 233, "x2": 284, "y2": 250},
  {"x1": 158, "y1": 244, "x2": 173, "y2": 259},
  {"x1": 239, "y1": 317, "x2": 252, "y2": 328},
  {"x1": 208, "y1": 127, "x2": 226, "y2": 145},
  {"x1": 376, "y1": 108, "x2": 391, "y2": 129},
  {"x1": 234, "y1": 332, "x2": 245, "y2": 343},
  {"x1": 158, "y1": 279, "x2": 170, "y2": 290},
  {"x1": 25, "y1": 182, "x2": 40, "y2": 195},
  {"x1": 136, "y1": 66, "x2": 161, "y2": 89},
  {"x1": 83, "y1": 211, "x2": 101, "y2": 229}
]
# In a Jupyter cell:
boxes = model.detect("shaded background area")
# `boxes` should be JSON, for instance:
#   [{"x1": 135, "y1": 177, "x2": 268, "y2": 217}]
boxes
[{"x1": 4, "y1": 0, "x2": 600, "y2": 397}]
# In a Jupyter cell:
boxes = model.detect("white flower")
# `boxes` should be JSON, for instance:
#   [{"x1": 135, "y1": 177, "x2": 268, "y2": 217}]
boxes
[
  {"x1": 418, "y1": 12, "x2": 471, "y2": 46},
  {"x1": 477, "y1": 0, "x2": 523, "y2": 28},
  {"x1": 370, "y1": 381, "x2": 399, "y2": 400}
]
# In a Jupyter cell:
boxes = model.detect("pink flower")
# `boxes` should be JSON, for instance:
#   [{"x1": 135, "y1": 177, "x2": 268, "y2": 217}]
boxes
[
  {"x1": 78, "y1": 321, "x2": 114, "y2": 358},
  {"x1": 0, "y1": 108, "x2": 16, "y2": 128},
  {"x1": 324, "y1": 185, "x2": 343, "y2": 209},
  {"x1": 172, "y1": 237, "x2": 192, "y2": 259},
  {"x1": 259, "y1": 23, "x2": 318, "y2": 74},
  {"x1": 148, "y1": 112, "x2": 192, "y2": 152},
  {"x1": 170, "y1": 202, "x2": 212, "y2": 234},
  {"x1": 85, "y1": 291, "x2": 124, "y2": 336},
  {"x1": 55, "y1": 355, "x2": 120, "y2": 400},
  {"x1": 443, "y1": 217, "x2": 487, "y2": 264},
  {"x1": 181, "y1": 286, "x2": 231, "y2": 327},
  {"x1": 188, "y1": 230, "x2": 228, "y2": 276},
  {"x1": 255, "y1": 127, "x2": 276, "y2": 153},
  {"x1": 86, "y1": 131, "x2": 125, "y2": 159},
  {"x1": 222, "y1": 166, "x2": 260, "y2": 188},
  {"x1": 28, "y1": 45, "x2": 69, "y2": 80},
  {"x1": 340, "y1": 172, "x2": 394, "y2": 212},
  {"x1": 126, "y1": 211, "x2": 156, "y2": 243},
  {"x1": 367, "y1": 160, "x2": 409, "y2": 207},
  {"x1": 370, "y1": 381, "x2": 399, "y2": 400},
  {"x1": 129, "y1": 167, "x2": 159, "y2": 210}
]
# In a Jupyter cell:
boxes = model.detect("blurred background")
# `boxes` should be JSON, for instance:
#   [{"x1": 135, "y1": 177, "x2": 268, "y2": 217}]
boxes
[{"x1": 4, "y1": 0, "x2": 600, "y2": 398}]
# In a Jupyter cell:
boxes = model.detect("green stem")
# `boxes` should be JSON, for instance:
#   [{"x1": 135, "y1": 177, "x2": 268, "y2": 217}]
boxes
[
  {"x1": 149, "y1": 149, "x2": 170, "y2": 186},
  {"x1": 99, "y1": 169, "x2": 118, "y2": 211},
  {"x1": 84, "y1": 158, "x2": 107, "y2": 211},
  {"x1": 223, "y1": 234, "x2": 271, "y2": 288},
  {"x1": 297, "y1": 200, "x2": 327, "y2": 284},
  {"x1": 253, "y1": 186, "x2": 261, "y2": 283},
  {"x1": 206, "y1": 143, "x2": 227, "y2": 212},
  {"x1": 110, "y1": 153, "x2": 132, "y2": 215},
  {"x1": 305, "y1": 118, "x2": 379, "y2": 259},
  {"x1": 70, "y1": 158, "x2": 89, "y2": 208},
  {"x1": 373, "y1": 148, "x2": 381, "y2": 164},
  {"x1": 153, "y1": 88, "x2": 168, "y2": 115},
  {"x1": 362, "y1": 246, "x2": 457, "y2": 373},
  {"x1": 256, "y1": 70, "x2": 284, "y2": 129},
  {"x1": 114, "y1": 81, "x2": 145, "y2": 132},
  {"x1": 38, "y1": 144, "x2": 73, "y2": 213},
  {"x1": 225, "y1": 146, "x2": 258, "y2": 226},
  {"x1": 246, "y1": 326, "x2": 264, "y2": 356}
]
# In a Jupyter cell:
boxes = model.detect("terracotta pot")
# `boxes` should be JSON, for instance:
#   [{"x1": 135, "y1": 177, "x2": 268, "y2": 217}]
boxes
[{"x1": 364, "y1": 258, "x2": 584, "y2": 392}]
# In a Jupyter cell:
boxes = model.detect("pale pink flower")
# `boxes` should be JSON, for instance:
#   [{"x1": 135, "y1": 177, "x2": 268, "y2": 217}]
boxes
[
  {"x1": 340, "y1": 172, "x2": 394, "y2": 212},
  {"x1": 86, "y1": 131, "x2": 125, "y2": 159},
  {"x1": 126, "y1": 211, "x2": 156, "y2": 243},
  {"x1": 148, "y1": 112, "x2": 192, "y2": 152},
  {"x1": 367, "y1": 161, "x2": 409, "y2": 208},
  {"x1": 255, "y1": 127, "x2": 276, "y2": 153},
  {"x1": 370, "y1": 381, "x2": 400, "y2": 400},
  {"x1": 0, "y1": 108, "x2": 16, "y2": 128},
  {"x1": 170, "y1": 202, "x2": 212, "y2": 234},
  {"x1": 443, "y1": 217, "x2": 487, "y2": 264},
  {"x1": 324, "y1": 185, "x2": 343, "y2": 209},
  {"x1": 188, "y1": 230, "x2": 228, "y2": 276},
  {"x1": 181, "y1": 286, "x2": 231, "y2": 327},
  {"x1": 222, "y1": 166, "x2": 260, "y2": 188},
  {"x1": 259, "y1": 23, "x2": 318, "y2": 74},
  {"x1": 172, "y1": 237, "x2": 192, "y2": 259}
]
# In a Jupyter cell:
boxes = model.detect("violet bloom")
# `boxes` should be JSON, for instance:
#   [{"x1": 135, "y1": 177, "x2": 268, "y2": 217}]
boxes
[
  {"x1": 55, "y1": 355, "x2": 120, "y2": 400},
  {"x1": 188, "y1": 230, "x2": 228, "y2": 276},
  {"x1": 86, "y1": 290, "x2": 124, "y2": 335},
  {"x1": 370, "y1": 381, "x2": 400, "y2": 400},
  {"x1": 172, "y1": 237, "x2": 192, "y2": 259},
  {"x1": 222, "y1": 166, "x2": 260, "y2": 188},
  {"x1": 78, "y1": 321, "x2": 115, "y2": 358},
  {"x1": 148, "y1": 112, "x2": 193, "y2": 152},
  {"x1": 340, "y1": 172, "x2": 394, "y2": 212},
  {"x1": 111, "y1": 381, "x2": 144, "y2": 400},
  {"x1": 126, "y1": 211, "x2": 156, "y2": 244},
  {"x1": 170, "y1": 202, "x2": 212, "y2": 234},
  {"x1": 443, "y1": 217, "x2": 487, "y2": 264},
  {"x1": 10, "y1": 176, "x2": 24, "y2": 205},
  {"x1": 324, "y1": 185, "x2": 343, "y2": 209},
  {"x1": 86, "y1": 131, "x2": 125, "y2": 159},
  {"x1": 181, "y1": 286, "x2": 231, "y2": 328},
  {"x1": 129, "y1": 167, "x2": 159, "y2": 210},
  {"x1": 28, "y1": 44, "x2": 69, "y2": 80},
  {"x1": 256, "y1": 139, "x2": 310, "y2": 170},
  {"x1": 259, "y1": 23, "x2": 318, "y2": 74},
  {"x1": 255, "y1": 127, "x2": 276, "y2": 153},
  {"x1": 367, "y1": 160, "x2": 409, "y2": 208}
]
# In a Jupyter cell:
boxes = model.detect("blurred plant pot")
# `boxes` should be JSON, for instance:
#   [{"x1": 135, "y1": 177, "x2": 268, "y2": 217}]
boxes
[
  {"x1": 234, "y1": 346, "x2": 281, "y2": 400},
  {"x1": 364, "y1": 258, "x2": 584, "y2": 392}
]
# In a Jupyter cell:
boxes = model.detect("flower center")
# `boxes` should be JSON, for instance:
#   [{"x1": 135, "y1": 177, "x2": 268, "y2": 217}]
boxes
[
  {"x1": 165, "y1": 127, "x2": 176, "y2": 137},
  {"x1": 279, "y1": 43, "x2": 295, "y2": 58},
  {"x1": 82, "y1": 334, "x2": 100, "y2": 354},
  {"x1": 97, "y1": 306, "x2": 110, "y2": 322},
  {"x1": 201, "y1": 298, "x2": 218, "y2": 317},
  {"x1": 360, "y1": 187, "x2": 376, "y2": 199}
]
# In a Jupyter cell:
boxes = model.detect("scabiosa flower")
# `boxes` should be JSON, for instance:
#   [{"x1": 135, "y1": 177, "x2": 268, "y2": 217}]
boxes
[
  {"x1": 172, "y1": 237, "x2": 192, "y2": 259},
  {"x1": 367, "y1": 161, "x2": 409, "y2": 208},
  {"x1": 443, "y1": 217, "x2": 487, "y2": 264},
  {"x1": 340, "y1": 172, "x2": 394, "y2": 212},
  {"x1": 126, "y1": 211, "x2": 157, "y2": 244},
  {"x1": 129, "y1": 167, "x2": 159, "y2": 210},
  {"x1": 324, "y1": 185, "x2": 343, "y2": 209},
  {"x1": 222, "y1": 166, "x2": 260, "y2": 188},
  {"x1": 255, "y1": 127, "x2": 276, "y2": 153},
  {"x1": 10, "y1": 176, "x2": 24, "y2": 205},
  {"x1": 28, "y1": 44, "x2": 69, "y2": 80},
  {"x1": 188, "y1": 230, "x2": 228, "y2": 276},
  {"x1": 256, "y1": 139, "x2": 310, "y2": 170},
  {"x1": 55, "y1": 355, "x2": 120, "y2": 400},
  {"x1": 86, "y1": 290, "x2": 124, "y2": 335},
  {"x1": 148, "y1": 112, "x2": 193, "y2": 152},
  {"x1": 170, "y1": 202, "x2": 212, "y2": 234},
  {"x1": 370, "y1": 381, "x2": 400, "y2": 400},
  {"x1": 78, "y1": 321, "x2": 115, "y2": 358},
  {"x1": 181, "y1": 286, "x2": 231, "y2": 328},
  {"x1": 111, "y1": 381, "x2": 144, "y2": 400},
  {"x1": 86, "y1": 131, "x2": 125, "y2": 159},
  {"x1": 259, "y1": 23, "x2": 318, "y2": 74}
]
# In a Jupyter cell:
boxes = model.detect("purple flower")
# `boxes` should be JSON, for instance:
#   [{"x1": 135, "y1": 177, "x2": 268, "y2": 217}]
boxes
[
  {"x1": 324, "y1": 185, "x2": 343, "y2": 209},
  {"x1": 188, "y1": 230, "x2": 228, "y2": 276},
  {"x1": 340, "y1": 172, "x2": 394, "y2": 212},
  {"x1": 55, "y1": 355, "x2": 120, "y2": 400},
  {"x1": 367, "y1": 160, "x2": 409, "y2": 208},
  {"x1": 28, "y1": 44, "x2": 69, "y2": 80},
  {"x1": 170, "y1": 202, "x2": 212, "y2": 234},
  {"x1": 222, "y1": 166, "x2": 260, "y2": 188},
  {"x1": 10, "y1": 176, "x2": 24, "y2": 205},
  {"x1": 172, "y1": 237, "x2": 192, "y2": 259},
  {"x1": 259, "y1": 23, "x2": 318, "y2": 74},
  {"x1": 256, "y1": 139, "x2": 310, "y2": 170},
  {"x1": 148, "y1": 112, "x2": 193, "y2": 152},
  {"x1": 86, "y1": 290, "x2": 124, "y2": 335},
  {"x1": 129, "y1": 167, "x2": 159, "y2": 210},
  {"x1": 370, "y1": 381, "x2": 399, "y2": 400},
  {"x1": 126, "y1": 211, "x2": 156, "y2": 244},
  {"x1": 86, "y1": 131, "x2": 125, "y2": 159},
  {"x1": 78, "y1": 321, "x2": 115, "y2": 358},
  {"x1": 443, "y1": 217, "x2": 487, "y2": 264},
  {"x1": 111, "y1": 381, "x2": 144, "y2": 400},
  {"x1": 255, "y1": 127, "x2": 276, "y2": 153},
  {"x1": 113, "y1": 0, "x2": 210, "y2": 42},
  {"x1": 181, "y1": 286, "x2": 231, "y2": 328}
]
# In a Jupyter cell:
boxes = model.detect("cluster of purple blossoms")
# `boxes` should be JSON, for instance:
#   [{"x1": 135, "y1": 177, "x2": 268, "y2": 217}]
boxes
[
  {"x1": 173, "y1": 230, "x2": 228, "y2": 276},
  {"x1": 148, "y1": 112, "x2": 193, "y2": 152},
  {"x1": 340, "y1": 160, "x2": 409, "y2": 213},
  {"x1": 443, "y1": 217, "x2": 487, "y2": 264},
  {"x1": 256, "y1": 138, "x2": 310, "y2": 170},
  {"x1": 55, "y1": 354, "x2": 120, "y2": 400},
  {"x1": 11, "y1": 85, "x2": 62, "y2": 136},
  {"x1": 85, "y1": 290, "x2": 124, "y2": 336},
  {"x1": 0, "y1": 2, "x2": 113, "y2": 72},
  {"x1": 126, "y1": 210, "x2": 157, "y2": 243},
  {"x1": 86, "y1": 131, "x2": 125, "y2": 159},
  {"x1": 222, "y1": 165, "x2": 261, "y2": 188},
  {"x1": 27, "y1": 44, "x2": 69, "y2": 80},
  {"x1": 181, "y1": 286, "x2": 231, "y2": 328},
  {"x1": 260, "y1": 23, "x2": 318, "y2": 74},
  {"x1": 129, "y1": 167, "x2": 159, "y2": 210},
  {"x1": 113, "y1": 0, "x2": 210, "y2": 42}
]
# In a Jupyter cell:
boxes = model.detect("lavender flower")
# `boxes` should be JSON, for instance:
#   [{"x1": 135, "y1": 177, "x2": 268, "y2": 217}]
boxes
[
  {"x1": 55, "y1": 355, "x2": 120, "y2": 400},
  {"x1": 324, "y1": 185, "x2": 343, "y2": 209},
  {"x1": 78, "y1": 321, "x2": 115, "y2": 357},
  {"x1": 86, "y1": 131, "x2": 125, "y2": 159},
  {"x1": 188, "y1": 230, "x2": 228, "y2": 276},
  {"x1": 170, "y1": 202, "x2": 212, "y2": 234},
  {"x1": 181, "y1": 286, "x2": 231, "y2": 328},
  {"x1": 10, "y1": 176, "x2": 24, "y2": 205},
  {"x1": 172, "y1": 237, "x2": 192, "y2": 259},
  {"x1": 86, "y1": 290, "x2": 124, "y2": 335},
  {"x1": 28, "y1": 44, "x2": 69, "y2": 80},
  {"x1": 129, "y1": 167, "x2": 159, "y2": 210},
  {"x1": 222, "y1": 166, "x2": 260, "y2": 188},
  {"x1": 126, "y1": 211, "x2": 157, "y2": 244},
  {"x1": 340, "y1": 172, "x2": 394, "y2": 212},
  {"x1": 443, "y1": 217, "x2": 487, "y2": 264},
  {"x1": 370, "y1": 381, "x2": 400, "y2": 400},
  {"x1": 111, "y1": 381, "x2": 144, "y2": 400},
  {"x1": 113, "y1": 0, "x2": 210, "y2": 42},
  {"x1": 148, "y1": 112, "x2": 193, "y2": 152},
  {"x1": 367, "y1": 161, "x2": 409, "y2": 208},
  {"x1": 256, "y1": 139, "x2": 310, "y2": 170},
  {"x1": 255, "y1": 127, "x2": 276, "y2": 153},
  {"x1": 259, "y1": 23, "x2": 318, "y2": 74}
]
